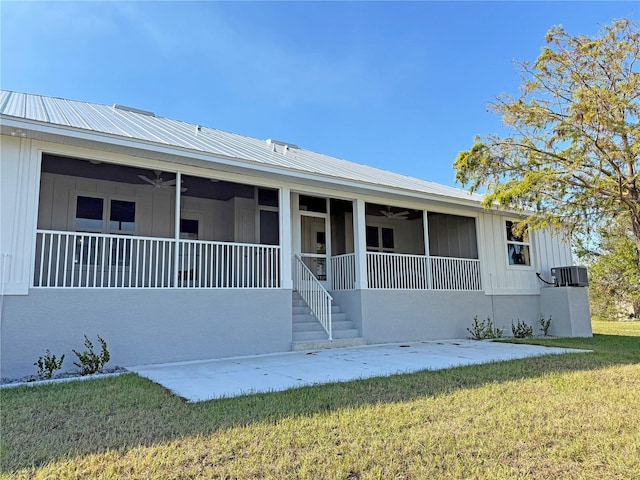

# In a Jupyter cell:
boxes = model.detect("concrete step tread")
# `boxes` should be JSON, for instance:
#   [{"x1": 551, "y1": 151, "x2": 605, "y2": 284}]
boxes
[
  {"x1": 292, "y1": 320, "x2": 356, "y2": 333},
  {"x1": 292, "y1": 327, "x2": 360, "y2": 342},
  {"x1": 291, "y1": 337, "x2": 367, "y2": 351}
]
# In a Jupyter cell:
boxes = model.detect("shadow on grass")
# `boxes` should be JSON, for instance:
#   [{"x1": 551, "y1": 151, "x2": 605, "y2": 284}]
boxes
[{"x1": 1, "y1": 334, "x2": 638, "y2": 473}]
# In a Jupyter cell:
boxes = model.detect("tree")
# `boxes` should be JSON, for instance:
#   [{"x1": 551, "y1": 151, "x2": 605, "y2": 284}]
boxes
[
  {"x1": 586, "y1": 219, "x2": 640, "y2": 319},
  {"x1": 454, "y1": 19, "x2": 640, "y2": 275}
]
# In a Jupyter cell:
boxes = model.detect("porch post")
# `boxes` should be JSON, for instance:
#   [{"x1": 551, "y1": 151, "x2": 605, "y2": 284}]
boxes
[
  {"x1": 279, "y1": 186, "x2": 293, "y2": 289},
  {"x1": 353, "y1": 198, "x2": 368, "y2": 289},
  {"x1": 173, "y1": 171, "x2": 181, "y2": 288},
  {"x1": 423, "y1": 210, "x2": 432, "y2": 289}
]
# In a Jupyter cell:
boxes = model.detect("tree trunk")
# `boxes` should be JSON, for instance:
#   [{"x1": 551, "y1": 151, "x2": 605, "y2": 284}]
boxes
[{"x1": 632, "y1": 212, "x2": 640, "y2": 278}]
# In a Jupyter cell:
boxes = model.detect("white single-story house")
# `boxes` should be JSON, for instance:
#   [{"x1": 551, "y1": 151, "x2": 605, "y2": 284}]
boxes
[{"x1": 0, "y1": 90, "x2": 591, "y2": 379}]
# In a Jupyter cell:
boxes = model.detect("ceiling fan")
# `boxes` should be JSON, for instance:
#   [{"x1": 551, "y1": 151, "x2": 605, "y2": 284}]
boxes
[
  {"x1": 380, "y1": 206, "x2": 410, "y2": 220},
  {"x1": 137, "y1": 170, "x2": 187, "y2": 192}
]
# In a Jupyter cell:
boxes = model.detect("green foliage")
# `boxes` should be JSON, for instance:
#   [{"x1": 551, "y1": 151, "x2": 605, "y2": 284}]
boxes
[
  {"x1": 34, "y1": 350, "x2": 65, "y2": 380},
  {"x1": 467, "y1": 316, "x2": 503, "y2": 340},
  {"x1": 453, "y1": 19, "x2": 640, "y2": 274},
  {"x1": 73, "y1": 335, "x2": 110, "y2": 375},
  {"x1": 538, "y1": 315, "x2": 552, "y2": 337},
  {"x1": 585, "y1": 220, "x2": 640, "y2": 320},
  {"x1": 511, "y1": 319, "x2": 534, "y2": 339}
]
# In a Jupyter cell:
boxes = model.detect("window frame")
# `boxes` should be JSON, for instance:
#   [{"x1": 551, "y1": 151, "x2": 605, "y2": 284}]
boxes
[
  {"x1": 71, "y1": 192, "x2": 137, "y2": 235},
  {"x1": 366, "y1": 225, "x2": 395, "y2": 253},
  {"x1": 505, "y1": 220, "x2": 532, "y2": 268}
]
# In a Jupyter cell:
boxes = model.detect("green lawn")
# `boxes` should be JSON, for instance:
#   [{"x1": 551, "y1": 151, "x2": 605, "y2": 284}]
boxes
[{"x1": 1, "y1": 321, "x2": 639, "y2": 479}]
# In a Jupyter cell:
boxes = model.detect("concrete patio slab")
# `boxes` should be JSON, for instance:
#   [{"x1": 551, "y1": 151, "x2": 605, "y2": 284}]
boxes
[{"x1": 129, "y1": 340, "x2": 589, "y2": 402}]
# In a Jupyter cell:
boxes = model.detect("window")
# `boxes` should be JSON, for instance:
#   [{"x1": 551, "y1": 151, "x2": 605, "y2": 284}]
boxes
[
  {"x1": 76, "y1": 196, "x2": 104, "y2": 231},
  {"x1": 366, "y1": 226, "x2": 394, "y2": 252},
  {"x1": 258, "y1": 188, "x2": 279, "y2": 207},
  {"x1": 506, "y1": 220, "x2": 531, "y2": 266},
  {"x1": 74, "y1": 195, "x2": 136, "y2": 234},
  {"x1": 259, "y1": 210, "x2": 279, "y2": 245},
  {"x1": 258, "y1": 188, "x2": 279, "y2": 245},
  {"x1": 109, "y1": 200, "x2": 136, "y2": 233},
  {"x1": 299, "y1": 194, "x2": 327, "y2": 213},
  {"x1": 180, "y1": 219, "x2": 199, "y2": 240}
]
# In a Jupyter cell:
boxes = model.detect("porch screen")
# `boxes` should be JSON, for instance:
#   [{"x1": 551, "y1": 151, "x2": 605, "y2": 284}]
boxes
[{"x1": 428, "y1": 213, "x2": 478, "y2": 259}]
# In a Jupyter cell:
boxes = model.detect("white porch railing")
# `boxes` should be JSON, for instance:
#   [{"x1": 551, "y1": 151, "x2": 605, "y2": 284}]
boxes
[
  {"x1": 179, "y1": 240, "x2": 280, "y2": 288},
  {"x1": 367, "y1": 252, "x2": 430, "y2": 290},
  {"x1": 34, "y1": 230, "x2": 280, "y2": 289},
  {"x1": 293, "y1": 254, "x2": 332, "y2": 340},
  {"x1": 429, "y1": 256, "x2": 482, "y2": 291},
  {"x1": 330, "y1": 253, "x2": 356, "y2": 290},
  {"x1": 353, "y1": 252, "x2": 482, "y2": 291}
]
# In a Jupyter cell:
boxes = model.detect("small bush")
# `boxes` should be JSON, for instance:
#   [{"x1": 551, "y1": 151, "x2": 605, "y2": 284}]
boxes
[
  {"x1": 511, "y1": 319, "x2": 534, "y2": 338},
  {"x1": 539, "y1": 315, "x2": 552, "y2": 336},
  {"x1": 467, "y1": 316, "x2": 503, "y2": 340},
  {"x1": 73, "y1": 335, "x2": 110, "y2": 375},
  {"x1": 34, "y1": 350, "x2": 65, "y2": 379},
  {"x1": 467, "y1": 316, "x2": 486, "y2": 340}
]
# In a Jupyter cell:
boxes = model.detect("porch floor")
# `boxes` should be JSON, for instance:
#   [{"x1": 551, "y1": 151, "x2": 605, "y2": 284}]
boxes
[{"x1": 129, "y1": 340, "x2": 588, "y2": 402}]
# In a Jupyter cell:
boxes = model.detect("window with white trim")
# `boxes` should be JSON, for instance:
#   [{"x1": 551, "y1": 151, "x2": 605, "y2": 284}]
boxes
[
  {"x1": 258, "y1": 188, "x2": 279, "y2": 245},
  {"x1": 366, "y1": 226, "x2": 394, "y2": 252},
  {"x1": 505, "y1": 220, "x2": 530, "y2": 266},
  {"x1": 75, "y1": 195, "x2": 136, "y2": 234}
]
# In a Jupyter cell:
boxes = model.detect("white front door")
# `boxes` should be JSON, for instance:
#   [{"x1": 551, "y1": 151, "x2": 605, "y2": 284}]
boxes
[{"x1": 299, "y1": 213, "x2": 330, "y2": 287}]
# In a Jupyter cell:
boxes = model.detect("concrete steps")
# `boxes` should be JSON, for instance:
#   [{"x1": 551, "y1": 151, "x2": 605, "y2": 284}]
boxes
[{"x1": 291, "y1": 291, "x2": 365, "y2": 351}]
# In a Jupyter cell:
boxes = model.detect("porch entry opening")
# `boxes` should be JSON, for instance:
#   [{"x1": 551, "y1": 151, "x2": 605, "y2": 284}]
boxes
[{"x1": 300, "y1": 215, "x2": 328, "y2": 285}]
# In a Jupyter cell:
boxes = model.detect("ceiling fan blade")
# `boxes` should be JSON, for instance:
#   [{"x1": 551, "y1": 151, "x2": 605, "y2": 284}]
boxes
[
  {"x1": 162, "y1": 179, "x2": 177, "y2": 186},
  {"x1": 137, "y1": 174, "x2": 158, "y2": 185}
]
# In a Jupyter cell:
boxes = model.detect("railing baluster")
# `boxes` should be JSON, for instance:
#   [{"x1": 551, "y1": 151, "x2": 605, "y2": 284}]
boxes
[{"x1": 34, "y1": 231, "x2": 282, "y2": 290}]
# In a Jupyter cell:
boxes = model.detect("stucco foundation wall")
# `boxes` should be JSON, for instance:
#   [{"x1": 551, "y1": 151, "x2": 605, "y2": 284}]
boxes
[
  {"x1": 1, "y1": 289, "x2": 292, "y2": 379},
  {"x1": 491, "y1": 295, "x2": 543, "y2": 334},
  {"x1": 540, "y1": 287, "x2": 592, "y2": 337},
  {"x1": 330, "y1": 290, "x2": 363, "y2": 332},
  {"x1": 359, "y1": 290, "x2": 494, "y2": 343},
  {"x1": 356, "y1": 291, "x2": 546, "y2": 343}
]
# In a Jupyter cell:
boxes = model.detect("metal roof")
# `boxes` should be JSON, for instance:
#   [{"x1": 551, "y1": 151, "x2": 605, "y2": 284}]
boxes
[{"x1": 0, "y1": 90, "x2": 483, "y2": 204}]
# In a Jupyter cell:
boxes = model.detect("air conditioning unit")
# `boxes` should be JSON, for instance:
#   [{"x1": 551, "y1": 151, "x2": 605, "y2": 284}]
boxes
[{"x1": 551, "y1": 266, "x2": 589, "y2": 287}]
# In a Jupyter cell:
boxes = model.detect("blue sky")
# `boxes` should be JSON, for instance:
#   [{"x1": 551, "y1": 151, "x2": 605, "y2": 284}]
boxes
[{"x1": 1, "y1": 1, "x2": 637, "y2": 187}]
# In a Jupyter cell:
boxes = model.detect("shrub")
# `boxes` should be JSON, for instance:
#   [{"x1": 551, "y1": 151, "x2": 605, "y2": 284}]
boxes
[
  {"x1": 467, "y1": 316, "x2": 486, "y2": 340},
  {"x1": 467, "y1": 316, "x2": 503, "y2": 340},
  {"x1": 34, "y1": 350, "x2": 65, "y2": 379},
  {"x1": 511, "y1": 319, "x2": 534, "y2": 338},
  {"x1": 539, "y1": 315, "x2": 552, "y2": 336},
  {"x1": 73, "y1": 335, "x2": 110, "y2": 375}
]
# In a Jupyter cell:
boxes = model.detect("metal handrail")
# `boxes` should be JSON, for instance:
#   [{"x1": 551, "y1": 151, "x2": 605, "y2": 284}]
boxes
[{"x1": 293, "y1": 254, "x2": 333, "y2": 340}]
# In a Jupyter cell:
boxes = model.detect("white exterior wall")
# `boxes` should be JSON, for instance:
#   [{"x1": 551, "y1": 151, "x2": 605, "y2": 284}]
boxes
[
  {"x1": 0, "y1": 137, "x2": 40, "y2": 295},
  {"x1": 478, "y1": 212, "x2": 572, "y2": 295}
]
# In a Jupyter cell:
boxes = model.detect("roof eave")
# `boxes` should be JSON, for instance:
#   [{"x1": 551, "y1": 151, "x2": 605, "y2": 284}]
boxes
[{"x1": 1, "y1": 114, "x2": 486, "y2": 209}]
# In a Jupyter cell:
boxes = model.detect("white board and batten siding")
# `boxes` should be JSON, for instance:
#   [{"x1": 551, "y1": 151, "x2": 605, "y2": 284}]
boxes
[
  {"x1": 0, "y1": 137, "x2": 41, "y2": 295},
  {"x1": 37, "y1": 172, "x2": 239, "y2": 242},
  {"x1": 480, "y1": 213, "x2": 572, "y2": 295}
]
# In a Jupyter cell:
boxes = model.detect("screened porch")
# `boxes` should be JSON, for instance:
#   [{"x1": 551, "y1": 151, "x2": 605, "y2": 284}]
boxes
[{"x1": 33, "y1": 154, "x2": 281, "y2": 288}]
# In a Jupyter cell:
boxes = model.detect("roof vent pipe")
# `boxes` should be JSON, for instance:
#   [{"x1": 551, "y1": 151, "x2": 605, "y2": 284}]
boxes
[{"x1": 113, "y1": 104, "x2": 156, "y2": 117}]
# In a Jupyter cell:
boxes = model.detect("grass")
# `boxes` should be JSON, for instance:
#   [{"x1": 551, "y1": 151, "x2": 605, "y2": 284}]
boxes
[{"x1": 1, "y1": 321, "x2": 639, "y2": 479}]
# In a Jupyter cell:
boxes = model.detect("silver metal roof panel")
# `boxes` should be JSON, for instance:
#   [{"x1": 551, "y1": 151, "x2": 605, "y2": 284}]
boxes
[{"x1": 0, "y1": 90, "x2": 482, "y2": 204}]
